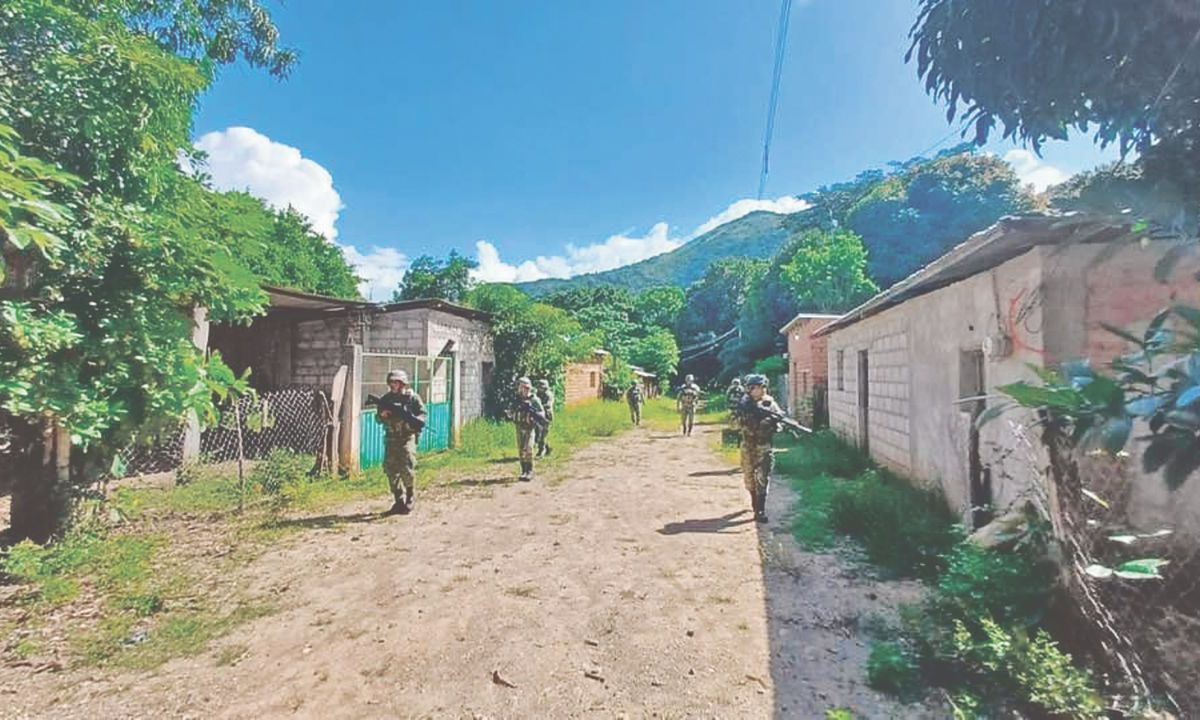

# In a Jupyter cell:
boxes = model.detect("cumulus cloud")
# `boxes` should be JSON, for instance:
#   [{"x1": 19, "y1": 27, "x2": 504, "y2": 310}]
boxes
[
  {"x1": 473, "y1": 222, "x2": 684, "y2": 283},
  {"x1": 195, "y1": 126, "x2": 344, "y2": 240},
  {"x1": 472, "y1": 195, "x2": 811, "y2": 284},
  {"x1": 1004, "y1": 149, "x2": 1070, "y2": 192},
  {"x1": 194, "y1": 126, "x2": 410, "y2": 300},
  {"x1": 690, "y1": 195, "x2": 811, "y2": 238}
]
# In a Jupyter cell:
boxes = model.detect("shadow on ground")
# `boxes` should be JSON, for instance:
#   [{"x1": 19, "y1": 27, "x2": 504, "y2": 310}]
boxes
[
  {"x1": 657, "y1": 509, "x2": 754, "y2": 535},
  {"x1": 688, "y1": 469, "x2": 740, "y2": 478},
  {"x1": 261, "y1": 512, "x2": 382, "y2": 531},
  {"x1": 446, "y1": 475, "x2": 516, "y2": 488}
]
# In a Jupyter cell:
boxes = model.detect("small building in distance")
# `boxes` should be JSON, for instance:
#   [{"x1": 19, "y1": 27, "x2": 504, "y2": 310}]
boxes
[
  {"x1": 779, "y1": 313, "x2": 840, "y2": 426},
  {"x1": 564, "y1": 350, "x2": 608, "y2": 406},
  {"x1": 630, "y1": 366, "x2": 660, "y2": 398},
  {"x1": 816, "y1": 213, "x2": 1200, "y2": 536}
]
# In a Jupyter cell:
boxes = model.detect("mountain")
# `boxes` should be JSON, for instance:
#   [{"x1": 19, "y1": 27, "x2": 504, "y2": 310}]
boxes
[{"x1": 516, "y1": 210, "x2": 795, "y2": 296}]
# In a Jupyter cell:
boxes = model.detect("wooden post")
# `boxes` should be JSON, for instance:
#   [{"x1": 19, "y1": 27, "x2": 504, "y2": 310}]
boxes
[
  {"x1": 338, "y1": 345, "x2": 362, "y2": 473},
  {"x1": 234, "y1": 401, "x2": 246, "y2": 513},
  {"x1": 182, "y1": 307, "x2": 211, "y2": 463}
]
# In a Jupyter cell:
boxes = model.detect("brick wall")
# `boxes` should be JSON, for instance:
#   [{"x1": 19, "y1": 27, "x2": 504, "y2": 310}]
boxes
[
  {"x1": 564, "y1": 361, "x2": 603, "y2": 406},
  {"x1": 785, "y1": 318, "x2": 833, "y2": 425},
  {"x1": 293, "y1": 315, "x2": 354, "y2": 391}
]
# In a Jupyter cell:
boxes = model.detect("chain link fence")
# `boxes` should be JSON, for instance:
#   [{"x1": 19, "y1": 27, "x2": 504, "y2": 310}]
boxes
[{"x1": 114, "y1": 386, "x2": 331, "y2": 480}]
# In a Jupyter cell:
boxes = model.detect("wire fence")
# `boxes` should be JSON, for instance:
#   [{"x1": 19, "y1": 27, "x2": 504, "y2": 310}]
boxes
[
  {"x1": 114, "y1": 386, "x2": 331, "y2": 479},
  {"x1": 995, "y1": 420, "x2": 1200, "y2": 716}
]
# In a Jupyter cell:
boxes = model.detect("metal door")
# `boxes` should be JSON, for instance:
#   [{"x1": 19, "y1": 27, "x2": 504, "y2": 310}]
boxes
[{"x1": 359, "y1": 354, "x2": 454, "y2": 469}]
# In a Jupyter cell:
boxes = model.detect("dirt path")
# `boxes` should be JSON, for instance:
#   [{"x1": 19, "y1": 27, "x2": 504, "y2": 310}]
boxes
[{"x1": 3, "y1": 424, "x2": 925, "y2": 719}]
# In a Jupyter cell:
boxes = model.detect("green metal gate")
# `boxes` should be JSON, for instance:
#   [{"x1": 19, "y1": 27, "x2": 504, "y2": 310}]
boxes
[{"x1": 360, "y1": 353, "x2": 454, "y2": 469}]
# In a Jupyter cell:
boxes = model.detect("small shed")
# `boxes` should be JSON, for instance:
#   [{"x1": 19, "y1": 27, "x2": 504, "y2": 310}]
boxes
[
  {"x1": 779, "y1": 313, "x2": 840, "y2": 426},
  {"x1": 630, "y1": 366, "x2": 659, "y2": 398},
  {"x1": 205, "y1": 287, "x2": 494, "y2": 472},
  {"x1": 564, "y1": 350, "x2": 607, "y2": 406}
]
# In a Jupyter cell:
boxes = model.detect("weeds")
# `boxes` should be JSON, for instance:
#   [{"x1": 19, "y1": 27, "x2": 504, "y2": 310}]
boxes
[{"x1": 777, "y1": 430, "x2": 1103, "y2": 717}]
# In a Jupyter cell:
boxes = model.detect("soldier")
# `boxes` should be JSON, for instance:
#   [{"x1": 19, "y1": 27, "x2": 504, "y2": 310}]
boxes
[
  {"x1": 738, "y1": 373, "x2": 783, "y2": 523},
  {"x1": 376, "y1": 369, "x2": 427, "y2": 515},
  {"x1": 626, "y1": 381, "x2": 644, "y2": 425},
  {"x1": 676, "y1": 373, "x2": 702, "y2": 436},
  {"x1": 726, "y1": 376, "x2": 746, "y2": 447},
  {"x1": 511, "y1": 376, "x2": 546, "y2": 481},
  {"x1": 535, "y1": 379, "x2": 555, "y2": 457}
]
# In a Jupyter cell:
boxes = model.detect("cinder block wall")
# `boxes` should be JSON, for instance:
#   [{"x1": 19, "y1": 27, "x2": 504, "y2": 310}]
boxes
[{"x1": 786, "y1": 319, "x2": 831, "y2": 425}]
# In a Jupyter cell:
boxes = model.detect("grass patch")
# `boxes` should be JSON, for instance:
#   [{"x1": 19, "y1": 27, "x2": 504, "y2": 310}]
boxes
[
  {"x1": 2, "y1": 527, "x2": 163, "y2": 608},
  {"x1": 779, "y1": 431, "x2": 958, "y2": 578},
  {"x1": 75, "y1": 603, "x2": 274, "y2": 670},
  {"x1": 775, "y1": 430, "x2": 1103, "y2": 716}
]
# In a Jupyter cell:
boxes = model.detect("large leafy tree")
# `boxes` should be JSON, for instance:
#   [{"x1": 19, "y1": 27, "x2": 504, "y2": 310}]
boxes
[
  {"x1": 908, "y1": 0, "x2": 1200, "y2": 229},
  {"x1": 0, "y1": 0, "x2": 297, "y2": 540},
  {"x1": 393, "y1": 250, "x2": 477, "y2": 303},
  {"x1": 780, "y1": 227, "x2": 877, "y2": 313},
  {"x1": 629, "y1": 328, "x2": 680, "y2": 382},
  {"x1": 633, "y1": 286, "x2": 685, "y2": 331},
  {"x1": 463, "y1": 284, "x2": 597, "y2": 415}
]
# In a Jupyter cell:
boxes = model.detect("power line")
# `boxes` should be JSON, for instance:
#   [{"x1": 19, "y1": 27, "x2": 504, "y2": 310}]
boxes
[{"x1": 757, "y1": 0, "x2": 794, "y2": 200}]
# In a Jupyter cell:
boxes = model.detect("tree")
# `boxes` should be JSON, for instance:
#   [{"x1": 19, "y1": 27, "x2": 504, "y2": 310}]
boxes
[
  {"x1": 675, "y1": 258, "x2": 768, "y2": 346},
  {"x1": 908, "y1": 0, "x2": 1200, "y2": 227},
  {"x1": 633, "y1": 286, "x2": 685, "y2": 331},
  {"x1": 393, "y1": 250, "x2": 477, "y2": 303},
  {"x1": 630, "y1": 328, "x2": 680, "y2": 383},
  {"x1": 780, "y1": 228, "x2": 877, "y2": 313},
  {"x1": 543, "y1": 286, "x2": 638, "y2": 358},
  {"x1": 464, "y1": 284, "x2": 597, "y2": 417},
  {"x1": 0, "y1": 0, "x2": 294, "y2": 540}
]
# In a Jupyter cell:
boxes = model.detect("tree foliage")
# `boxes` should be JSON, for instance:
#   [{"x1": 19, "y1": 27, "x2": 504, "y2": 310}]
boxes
[
  {"x1": 780, "y1": 227, "x2": 877, "y2": 314},
  {"x1": 393, "y1": 250, "x2": 477, "y2": 303},
  {"x1": 630, "y1": 327, "x2": 680, "y2": 382},
  {"x1": 909, "y1": 0, "x2": 1200, "y2": 227},
  {"x1": 463, "y1": 284, "x2": 597, "y2": 416},
  {"x1": 0, "y1": 0, "x2": 310, "y2": 539}
]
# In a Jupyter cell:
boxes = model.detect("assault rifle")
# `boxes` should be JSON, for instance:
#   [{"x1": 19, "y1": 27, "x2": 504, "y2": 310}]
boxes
[
  {"x1": 515, "y1": 398, "x2": 550, "y2": 429},
  {"x1": 745, "y1": 400, "x2": 812, "y2": 437},
  {"x1": 367, "y1": 393, "x2": 426, "y2": 433}
]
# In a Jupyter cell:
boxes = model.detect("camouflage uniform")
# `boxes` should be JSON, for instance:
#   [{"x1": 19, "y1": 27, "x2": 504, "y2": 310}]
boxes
[
  {"x1": 725, "y1": 379, "x2": 746, "y2": 447},
  {"x1": 512, "y1": 378, "x2": 545, "y2": 481},
  {"x1": 377, "y1": 380, "x2": 427, "y2": 511},
  {"x1": 677, "y1": 376, "x2": 701, "y2": 436},
  {"x1": 626, "y1": 383, "x2": 644, "y2": 425},
  {"x1": 534, "y1": 380, "x2": 555, "y2": 457},
  {"x1": 738, "y1": 378, "x2": 781, "y2": 523}
]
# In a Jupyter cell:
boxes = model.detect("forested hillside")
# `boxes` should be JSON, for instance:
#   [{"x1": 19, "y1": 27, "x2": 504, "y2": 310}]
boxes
[{"x1": 516, "y1": 211, "x2": 792, "y2": 296}]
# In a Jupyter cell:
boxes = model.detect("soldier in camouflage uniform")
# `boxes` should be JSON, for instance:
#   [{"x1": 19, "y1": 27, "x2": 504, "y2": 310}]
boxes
[
  {"x1": 676, "y1": 373, "x2": 702, "y2": 436},
  {"x1": 725, "y1": 376, "x2": 746, "y2": 447},
  {"x1": 738, "y1": 373, "x2": 782, "y2": 523},
  {"x1": 511, "y1": 377, "x2": 546, "y2": 481},
  {"x1": 534, "y1": 379, "x2": 555, "y2": 457},
  {"x1": 626, "y1": 381, "x2": 644, "y2": 425},
  {"x1": 377, "y1": 369, "x2": 427, "y2": 515}
]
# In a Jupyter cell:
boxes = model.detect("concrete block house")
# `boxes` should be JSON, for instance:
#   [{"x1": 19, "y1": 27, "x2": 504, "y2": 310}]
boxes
[
  {"x1": 816, "y1": 214, "x2": 1200, "y2": 536},
  {"x1": 206, "y1": 287, "x2": 494, "y2": 472},
  {"x1": 564, "y1": 350, "x2": 608, "y2": 406}
]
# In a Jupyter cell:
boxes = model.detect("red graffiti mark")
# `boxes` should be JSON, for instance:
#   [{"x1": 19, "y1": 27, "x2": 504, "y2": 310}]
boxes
[{"x1": 1007, "y1": 288, "x2": 1046, "y2": 356}]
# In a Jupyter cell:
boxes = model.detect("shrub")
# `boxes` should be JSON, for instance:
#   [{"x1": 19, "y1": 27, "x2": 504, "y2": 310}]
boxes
[
  {"x1": 249, "y1": 449, "x2": 313, "y2": 495},
  {"x1": 867, "y1": 640, "x2": 922, "y2": 699},
  {"x1": 936, "y1": 541, "x2": 1054, "y2": 627}
]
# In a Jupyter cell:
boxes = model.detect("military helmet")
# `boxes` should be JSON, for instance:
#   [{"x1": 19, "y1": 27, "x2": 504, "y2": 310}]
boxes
[
  {"x1": 537, "y1": 379, "x2": 550, "y2": 389},
  {"x1": 684, "y1": 374, "x2": 695, "y2": 383},
  {"x1": 516, "y1": 376, "x2": 532, "y2": 388},
  {"x1": 387, "y1": 369, "x2": 409, "y2": 384},
  {"x1": 730, "y1": 377, "x2": 743, "y2": 386},
  {"x1": 745, "y1": 373, "x2": 768, "y2": 388}
]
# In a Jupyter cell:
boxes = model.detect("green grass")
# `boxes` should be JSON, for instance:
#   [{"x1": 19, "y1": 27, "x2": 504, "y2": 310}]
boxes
[
  {"x1": 776, "y1": 431, "x2": 958, "y2": 579},
  {"x1": 2, "y1": 528, "x2": 164, "y2": 608},
  {"x1": 75, "y1": 603, "x2": 275, "y2": 669}
]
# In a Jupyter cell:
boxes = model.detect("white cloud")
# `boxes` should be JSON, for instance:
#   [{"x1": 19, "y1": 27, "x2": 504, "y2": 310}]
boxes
[
  {"x1": 472, "y1": 195, "x2": 811, "y2": 284},
  {"x1": 1004, "y1": 149, "x2": 1070, "y2": 192},
  {"x1": 195, "y1": 126, "x2": 344, "y2": 240},
  {"x1": 194, "y1": 126, "x2": 409, "y2": 299},
  {"x1": 473, "y1": 222, "x2": 684, "y2": 283},
  {"x1": 690, "y1": 195, "x2": 811, "y2": 238}
]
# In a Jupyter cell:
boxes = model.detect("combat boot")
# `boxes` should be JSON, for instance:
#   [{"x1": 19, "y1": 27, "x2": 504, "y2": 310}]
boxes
[
  {"x1": 519, "y1": 461, "x2": 531, "y2": 481},
  {"x1": 543, "y1": 442, "x2": 552, "y2": 456},
  {"x1": 386, "y1": 496, "x2": 407, "y2": 516}
]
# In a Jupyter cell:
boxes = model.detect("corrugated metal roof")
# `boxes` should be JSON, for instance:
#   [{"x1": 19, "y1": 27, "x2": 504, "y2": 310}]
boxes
[{"x1": 814, "y1": 213, "x2": 1134, "y2": 337}]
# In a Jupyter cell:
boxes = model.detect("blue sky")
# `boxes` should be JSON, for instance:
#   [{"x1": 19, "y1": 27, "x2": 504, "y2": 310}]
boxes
[{"x1": 194, "y1": 0, "x2": 1115, "y2": 298}]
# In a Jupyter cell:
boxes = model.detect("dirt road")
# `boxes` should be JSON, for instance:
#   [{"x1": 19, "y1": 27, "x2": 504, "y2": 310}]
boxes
[{"x1": 3, "y1": 423, "x2": 923, "y2": 719}]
